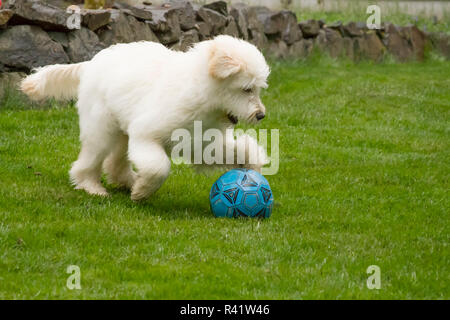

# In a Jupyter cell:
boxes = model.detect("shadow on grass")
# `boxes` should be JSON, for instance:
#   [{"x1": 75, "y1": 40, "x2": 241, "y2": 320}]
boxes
[{"x1": 102, "y1": 182, "x2": 212, "y2": 220}]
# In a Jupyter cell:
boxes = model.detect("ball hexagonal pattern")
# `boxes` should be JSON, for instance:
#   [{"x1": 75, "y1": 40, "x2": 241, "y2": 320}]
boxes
[{"x1": 209, "y1": 169, "x2": 274, "y2": 218}]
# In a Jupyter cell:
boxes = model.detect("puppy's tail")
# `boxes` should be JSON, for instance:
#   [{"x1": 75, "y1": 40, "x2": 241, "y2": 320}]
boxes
[{"x1": 20, "y1": 62, "x2": 85, "y2": 101}]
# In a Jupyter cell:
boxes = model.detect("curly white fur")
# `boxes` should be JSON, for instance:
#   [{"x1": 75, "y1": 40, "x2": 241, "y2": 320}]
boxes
[{"x1": 21, "y1": 35, "x2": 270, "y2": 200}]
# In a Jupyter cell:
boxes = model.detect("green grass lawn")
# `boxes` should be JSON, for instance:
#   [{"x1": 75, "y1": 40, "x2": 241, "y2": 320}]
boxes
[{"x1": 0, "y1": 57, "x2": 449, "y2": 299}]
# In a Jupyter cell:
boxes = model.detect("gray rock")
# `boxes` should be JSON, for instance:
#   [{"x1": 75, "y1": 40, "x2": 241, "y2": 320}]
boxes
[
  {"x1": 5, "y1": 0, "x2": 73, "y2": 31},
  {"x1": 400, "y1": 25, "x2": 427, "y2": 60},
  {"x1": 247, "y1": 8, "x2": 301, "y2": 45},
  {"x1": 383, "y1": 24, "x2": 413, "y2": 62},
  {"x1": 327, "y1": 21, "x2": 342, "y2": 29},
  {"x1": 0, "y1": 9, "x2": 14, "y2": 27},
  {"x1": 261, "y1": 11, "x2": 283, "y2": 35},
  {"x1": 356, "y1": 21, "x2": 369, "y2": 32},
  {"x1": 170, "y1": 0, "x2": 196, "y2": 30},
  {"x1": 229, "y1": 3, "x2": 249, "y2": 40},
  {"x1": 98, "y1": 11, "x2": 159, "y2": 46},
  {"x1": 356, "y1": 21, "x2": 368, "y2": 28},
  {"x1": 343, "y1": 22, "x2": 364, "y2": 37},
  {"x1": 315, "y1": 28, "x2": 344, "y2": 58},
  {"x1": 314, "y1": 29, "x2": 326, "y2": 49},
  {"x1": 146, "y1": 7, "x2": 181, "y2": 44},
  {"x1": 429, "y1": 32, "x2": 450, "y2": 59},
  {"x1": 145, "y1": 1, "x2": 196, "y2": 39},
  {"x1": 113, "y1": 2, "x2": 153, "y2": 20},
  {"x1": 299, "y1": 19, "x2": 320, "y2": 38},
  {"x1": 66, "y1": 27, "x2": 105, "y2": 63},
  {"x1": 353, "y1": 32, "x2": 385, "y2": 61},
  {"x1": 191, "y1": 2, "x2": 201, "y2": 12},
  {"x1": 81, "y1": 9, "x2": 111, "y2": 31},
  {"x1": 0, "y1": 25, "x2": 69, "y2": 71},
  {"x1": 170, "y1": 29, "x2": 199, "y2": 52},
  {"x1": 223, "y1": 16, "x2": 239, "y2": 38},
  {"x1": 197, "y1": 7, "x2": 227, "y2": 36},
  {"x1": 363, "y1": 32, "x2": 385, "y2": 61},
  {"x1": 266, "y1": 39, "x2": 288, "y2": 59},
  {"x1": 278, "y1": 11, "x2": 302, "y2": 45},
  {"x1": 246, "y1": 6, "x2": 271, "y2": 49},
  {"x1": 203, "y1": 1, "x2": 228, "y2": 17},
  {"x1": 247, "y1": 6, "x2": 270, "y2": 34},
  {"x1": 248, "y1": 29, "x2": 268, "y2": 50},
  {"x1": 194, "y1": 21, "x2": 211, "y2": 40},
  {"x1": 353, "y1": 37, "x2": 367, "y2": 61},
  {"x1": 48, "y1": 31, "x2": 69, "y2": 48},
  {"x1": 288, "y1": 39, "x2": 313, "y2": 59},
  {"x1": 342, "y1": 37, "x2": 354, "y2": 60},
  {"x1": 326, "y1": 21, "x2": 345, "y2": 36},
  {"x1": 44, "y1": 0, "x2": 85, "y2": 9},
  {"x1": 146, "y1": 7, "x2": 177, "y2": 32}
]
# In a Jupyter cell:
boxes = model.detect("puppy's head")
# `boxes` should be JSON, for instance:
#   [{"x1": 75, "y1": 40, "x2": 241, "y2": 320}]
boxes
[{"x1": 208, "y1": 36, "x2": 270, "y2": 124}]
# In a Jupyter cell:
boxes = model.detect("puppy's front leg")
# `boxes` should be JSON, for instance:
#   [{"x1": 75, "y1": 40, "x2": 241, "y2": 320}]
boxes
[
  {"x1": 128, "y1": 138, "x2": 171, "y2": 201},
  {"x1": 231, "y1": 134, "x2": 269, "y2": 173}
]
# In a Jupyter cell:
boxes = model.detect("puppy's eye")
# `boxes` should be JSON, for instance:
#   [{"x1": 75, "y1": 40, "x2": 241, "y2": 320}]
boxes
[{"x1": 243, "y1": 88, "x2": 253, "y2": 93}]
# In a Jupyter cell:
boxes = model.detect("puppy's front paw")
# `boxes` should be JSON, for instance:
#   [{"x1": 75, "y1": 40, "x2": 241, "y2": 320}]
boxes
[
  {"x1": 131, "y1": 192, "x2": 146, "y2": 202},
  {"x1": 235, "y1": 134, "x2": 269, "y2": 172},
  {"x1": 131, "y1": 184, "x2": 149, "y2": 202},
  {"x1": 74, "y1": 183, "x2": 109, "y2": 197},
  {"x1": 130, "y1": 176, "x2": 160, "y2": 202}
]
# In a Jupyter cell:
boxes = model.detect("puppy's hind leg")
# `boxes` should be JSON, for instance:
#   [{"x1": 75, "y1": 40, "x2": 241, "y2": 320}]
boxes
[
  {"x1": 128, "y1": 137, "x2": 171, "y2": 201},
  {"x1": 103, "y1": 132, "x2": 136, "y2": 189},
  {"x1": 70, "y1": 140, "x2": 111, "y2": 196},
  {"x1": 70, "y1": 107, "x2": 116, "y2": 196}
]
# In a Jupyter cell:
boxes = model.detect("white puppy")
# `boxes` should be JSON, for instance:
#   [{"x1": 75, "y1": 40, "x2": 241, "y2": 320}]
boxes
[{"x1": 21, "y1": 35, "x2": 270, "y2": 201}]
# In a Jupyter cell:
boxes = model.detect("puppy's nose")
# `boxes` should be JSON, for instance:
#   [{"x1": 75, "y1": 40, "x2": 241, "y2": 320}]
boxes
[{"x1": 256, "y1": 112, "x2": 265, "y2": 120}]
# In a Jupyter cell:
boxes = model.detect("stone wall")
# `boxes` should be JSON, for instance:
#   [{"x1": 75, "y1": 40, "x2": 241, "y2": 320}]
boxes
[{"x1": 0, "y1": 0, "x2": 449, "y2": 79}]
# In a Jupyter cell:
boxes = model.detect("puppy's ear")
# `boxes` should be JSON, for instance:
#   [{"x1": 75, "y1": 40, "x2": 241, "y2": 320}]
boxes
[{"x1": 209, "y1": 45, "x2": 242, "y2": 79}]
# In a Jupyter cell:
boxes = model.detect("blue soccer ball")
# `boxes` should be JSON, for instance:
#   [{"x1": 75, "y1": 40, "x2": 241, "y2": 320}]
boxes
[{"x1": 209, "y1": 169, "x2": 274, "y2": 218}]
